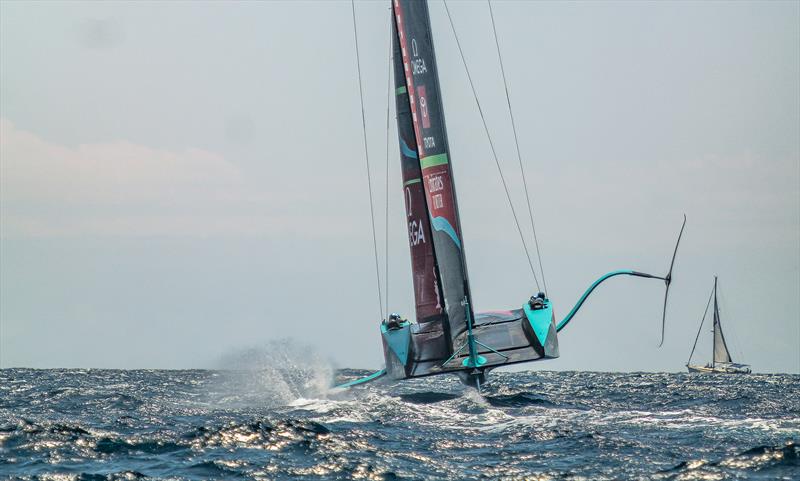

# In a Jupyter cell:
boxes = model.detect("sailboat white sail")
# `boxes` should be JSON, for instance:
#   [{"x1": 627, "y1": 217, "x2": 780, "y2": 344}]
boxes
[{"x1": 712, "y1": 305, "x2": 733, "y2": 364}]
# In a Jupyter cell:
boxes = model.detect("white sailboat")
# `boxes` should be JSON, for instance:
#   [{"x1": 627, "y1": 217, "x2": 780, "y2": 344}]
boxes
[{"x1": 687, "y1": 276, "x2": 751, "y2": 374}]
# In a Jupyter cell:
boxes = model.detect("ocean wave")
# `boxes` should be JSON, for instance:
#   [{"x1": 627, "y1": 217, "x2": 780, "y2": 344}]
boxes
[
  {"x1": 659, "y1": 442, "x2": 798, "y2": 479},
  {"x1": 1, "y1": 369, "x2": 798, "y2": 480}
]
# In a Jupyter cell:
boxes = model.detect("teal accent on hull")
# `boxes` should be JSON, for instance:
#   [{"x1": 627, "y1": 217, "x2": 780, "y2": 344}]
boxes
[
  {"x1": 557, "y1": 270, "x2": 635, "y2": 332},
  {"x1": 381, "y1": 321, "x2": 411, "y2": 365},
  {"x1": 462, "y1": 355, "x2": 487, "y2": 368},
  {"x1": 334, "y1": 369, "x2": 387, "y2": 389},
  {"x1": 400, "y1": 139, "x2": 418, "y2": 159},
  {"x1": 430, "y1": 216, "x2": 461, "y2": 249},
  {"x1": 523, "y1": 300, "x2": 553, "y2": 348}
]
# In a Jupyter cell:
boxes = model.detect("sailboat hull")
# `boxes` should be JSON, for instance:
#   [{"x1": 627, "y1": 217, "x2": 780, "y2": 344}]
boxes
[
  {"x1": 381, "y1": 300, "x2": 559, "y2": 383},
  {"x1": 686, "y1": 278, "x2": 751, "y2": 374},
  {"x1": 687, "y1": 364, "x2": 751, "y2": 374}
]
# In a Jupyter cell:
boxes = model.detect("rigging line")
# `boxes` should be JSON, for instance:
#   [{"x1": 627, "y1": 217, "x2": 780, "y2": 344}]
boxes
[
  {"x1": 687, "y1": 282, "x2": 715, "y2": 365},
  {"x1": 488, "y1": 0, "x2": 548, "y2": 295},
  {"x1": 384, "y1": 6, "x2": 393, "y2": 322},
  {"x1": 442, "y1": 0, "x2": 540, "y2": 292},
  {"x1": 351, "y1": 0, "x2": 384, "y2": 320}
]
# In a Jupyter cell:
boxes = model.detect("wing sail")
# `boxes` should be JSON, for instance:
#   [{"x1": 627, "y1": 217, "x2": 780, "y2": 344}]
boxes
[
  {"x1": 392, "y1": 19, "x2": 446, "y2": 329},
  {"x1": 393, "y1": 0, "x2": 473, "y2": 350}
]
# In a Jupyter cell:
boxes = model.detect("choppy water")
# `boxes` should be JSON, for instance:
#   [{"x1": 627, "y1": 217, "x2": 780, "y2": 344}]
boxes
[{"x1": 1, "y1": 367, "x2": 798, "y2": 480}]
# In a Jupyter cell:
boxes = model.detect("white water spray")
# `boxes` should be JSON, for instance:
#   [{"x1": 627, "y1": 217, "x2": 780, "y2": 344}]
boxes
[{"x1": 212, "y1": 339, "x2": 334, "y2": 407}]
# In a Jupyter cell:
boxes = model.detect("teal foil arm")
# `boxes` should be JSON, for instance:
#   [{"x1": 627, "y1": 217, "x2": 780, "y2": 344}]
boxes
[
  {"x1": 558, "y1": 215, "x2": 686, "y2": 343},
  {"x1": 334, "y1": 369, "x2": 387, "y2": 389},
  {"x1": 556, "y1": 270, "x2": 663, "y2": 332}
]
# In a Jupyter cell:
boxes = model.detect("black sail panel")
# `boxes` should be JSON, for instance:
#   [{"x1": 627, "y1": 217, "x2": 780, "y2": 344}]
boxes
[
  {"x1": 392, "y1": 19, "x2": 445, "y2": 328},
  {"x1": 392, "y1": 18, "x2": 451, "y2": 365},
  {"x1": 393, "y1": 0, "x2": 473, "y2": 349}
]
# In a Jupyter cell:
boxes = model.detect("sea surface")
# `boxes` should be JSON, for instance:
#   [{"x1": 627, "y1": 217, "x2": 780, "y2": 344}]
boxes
[{"x1": 1, "y1": 366, "x2": 798, "y2": 480}]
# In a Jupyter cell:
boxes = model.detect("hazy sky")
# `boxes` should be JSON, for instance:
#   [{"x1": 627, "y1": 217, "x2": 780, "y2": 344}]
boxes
[{"x1": 1, "y1": 1, "x2": 798, "y2": 373}]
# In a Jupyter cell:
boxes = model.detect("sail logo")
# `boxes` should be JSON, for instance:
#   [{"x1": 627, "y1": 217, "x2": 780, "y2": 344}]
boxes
[
  {"x1": 417, "y1": 86, "x2": 431, "y2": 129},
  {"x1": 411, "y1": 38, "x2": 427, "y2": 75},
  {"x1": 405, "y1": 187, "x2": 413, "y2": 217},
  {"x1": 427, "y1": 175, "x2": 444, "y2": 193},
  {"x1": 428, "y1": 175, "x2": 445, "y2": 210},
  {"x1": 412, "y1": 58, "x2": 427, "y2": 75},
  {"x1": 408, "y1": 219, "x2": 426, "y2": 246}
]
